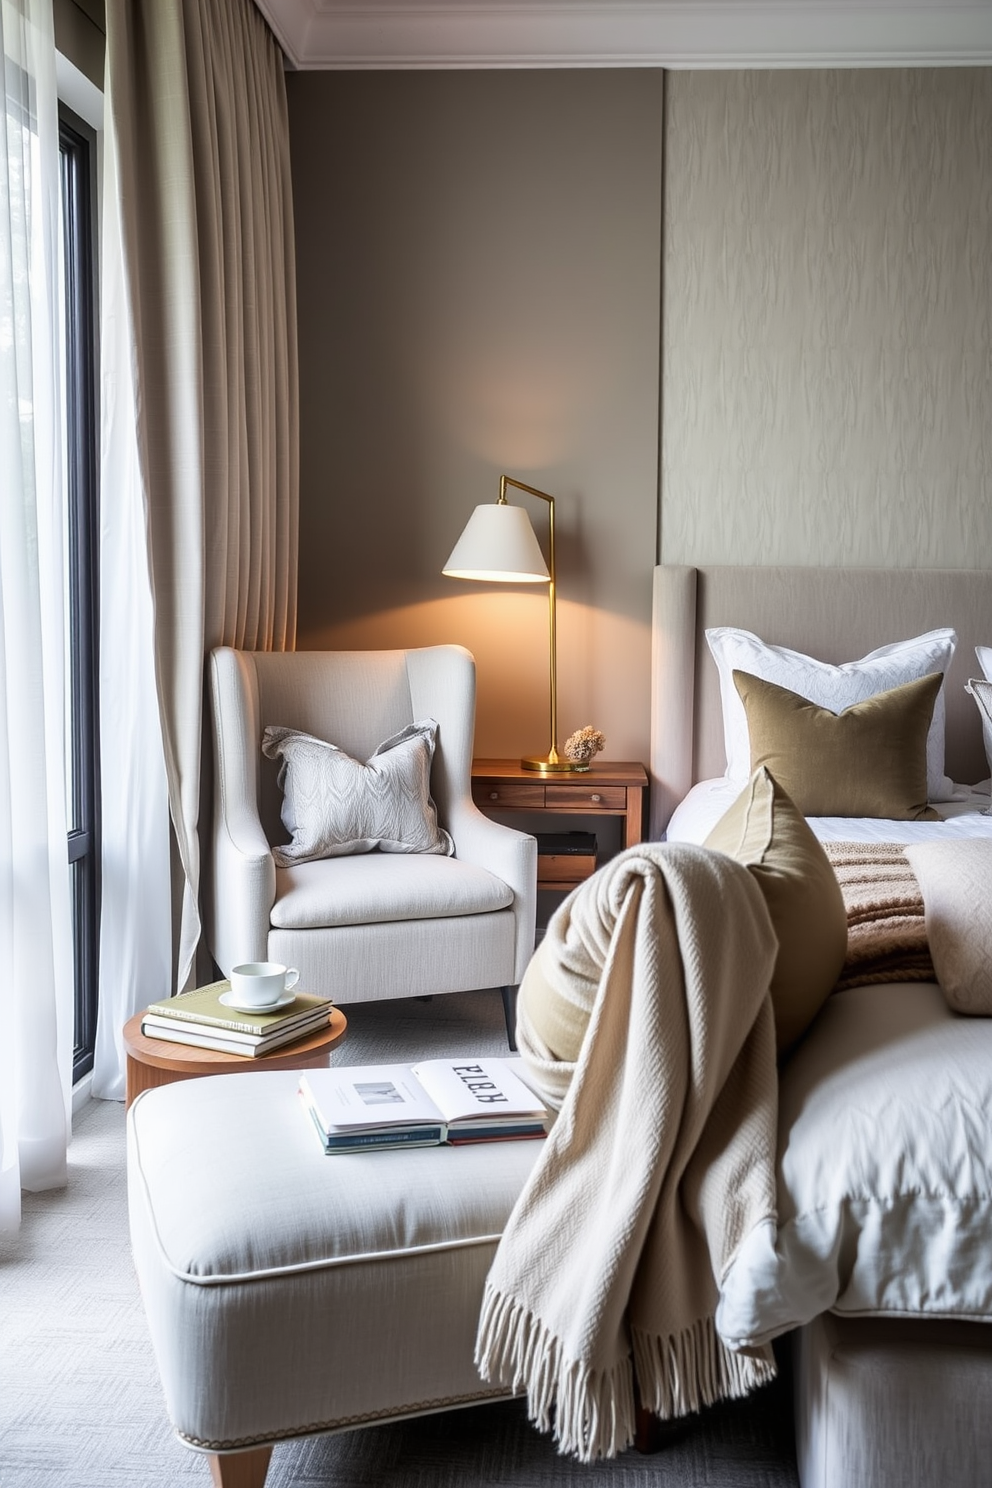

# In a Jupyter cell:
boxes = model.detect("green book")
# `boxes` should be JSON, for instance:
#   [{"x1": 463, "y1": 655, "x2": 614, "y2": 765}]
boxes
[{"x1": 145, "y1": 978, "x2": 333, "y2": 1038}]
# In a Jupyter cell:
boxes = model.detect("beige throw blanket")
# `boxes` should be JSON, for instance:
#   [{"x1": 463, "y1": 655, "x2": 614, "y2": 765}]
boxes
[
  {"x1": 824, "y1": 842, "x2": 935, "y2": 990},
  {"x1": 475, "y1": 843, "x2": 780, "y2": 1461}
]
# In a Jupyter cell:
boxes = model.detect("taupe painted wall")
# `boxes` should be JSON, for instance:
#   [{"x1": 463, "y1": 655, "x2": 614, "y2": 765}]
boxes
[
  {"x1": 661, "y1": 68, "x2": 992, "y2": 568},
  {"x1": 288, "y1": 70, "x2": 663, "y2": 763},
  {"x1": 54, "y1": 0, "x2": 105, "y2": 88},
  {"x1": 289, "y1": 66, "x2": 992, "y2": 770}
]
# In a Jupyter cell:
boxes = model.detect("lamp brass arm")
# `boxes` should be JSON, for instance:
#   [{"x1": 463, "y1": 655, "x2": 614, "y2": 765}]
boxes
[{"x1": 499, "y1": 475, "x2": 567, "y2": 771}]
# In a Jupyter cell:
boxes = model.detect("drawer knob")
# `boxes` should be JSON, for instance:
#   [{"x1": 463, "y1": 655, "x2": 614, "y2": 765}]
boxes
[
  {"x1": 489, "y1": 791, "x2": 499, "y2": 801},
  {"x1": 591, "y1": 792, "x2": 602, "y2": 803}
]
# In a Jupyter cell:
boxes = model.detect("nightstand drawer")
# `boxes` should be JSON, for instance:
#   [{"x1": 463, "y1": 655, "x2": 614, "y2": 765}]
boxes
[
  {"x1": 545, "y1": 784, "x2": 626, "y2": 810},
  {"x1": 471, "y1": 762, "x2": 647, "y2": 881},
  {"x1": 538, "y1": 854, "x2": 598, "y2": 886},
  {"x1": 472, "y1": 780, "x2": 547, "y2": 809}
]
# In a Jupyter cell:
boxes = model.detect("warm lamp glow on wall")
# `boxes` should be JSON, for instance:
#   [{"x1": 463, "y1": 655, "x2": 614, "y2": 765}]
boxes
[{"x1": 443, "y1": 473, "x2": 585, "y2": 772}]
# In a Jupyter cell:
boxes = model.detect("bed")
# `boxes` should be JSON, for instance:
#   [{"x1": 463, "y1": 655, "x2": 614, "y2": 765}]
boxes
[{"x1": 649, "y1": 564, "x2": 992, "y2": 1488}]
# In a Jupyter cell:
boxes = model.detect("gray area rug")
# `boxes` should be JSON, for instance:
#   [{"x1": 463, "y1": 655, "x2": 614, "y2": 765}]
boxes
[{"x1": 0, "y1": 989, "x2": 798, "y2": 1487}]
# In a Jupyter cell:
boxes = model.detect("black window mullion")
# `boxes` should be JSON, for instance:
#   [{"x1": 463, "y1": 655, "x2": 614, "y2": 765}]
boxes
[{"x1": 59, "y1": 106, "x2": 100, "y2": 1084}]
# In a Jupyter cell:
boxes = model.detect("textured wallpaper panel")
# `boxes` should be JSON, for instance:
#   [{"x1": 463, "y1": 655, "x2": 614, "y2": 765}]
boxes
[{"x1": 661, "y1": 69, "x2": 992, "y2": 569}]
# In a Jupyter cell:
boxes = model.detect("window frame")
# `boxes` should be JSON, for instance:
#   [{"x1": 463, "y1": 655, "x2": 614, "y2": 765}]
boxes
[{"x1": 59, "y1": 102, "x2": 101, "y2": 1084}]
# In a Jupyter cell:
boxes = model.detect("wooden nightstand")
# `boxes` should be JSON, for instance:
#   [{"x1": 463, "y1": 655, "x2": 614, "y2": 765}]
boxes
[{"x1": 472, "y1": 759, "x2": 648, "y2": 891}]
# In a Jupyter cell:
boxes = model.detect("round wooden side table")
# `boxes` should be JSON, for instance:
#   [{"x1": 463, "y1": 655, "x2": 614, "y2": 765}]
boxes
[{"x1": 122, "y1": 1006, "x2": 348, "y2": 1109}]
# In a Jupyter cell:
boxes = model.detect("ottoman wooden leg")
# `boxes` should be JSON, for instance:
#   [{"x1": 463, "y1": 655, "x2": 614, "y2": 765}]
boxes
[{"x1": 208, "y1": 1445, "x2": 272, "y2": 1487}]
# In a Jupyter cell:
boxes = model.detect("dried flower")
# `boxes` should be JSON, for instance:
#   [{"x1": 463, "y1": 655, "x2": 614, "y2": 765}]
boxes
[{"x1": 563, "y1": 725, "x2": 606, "y2": 764}]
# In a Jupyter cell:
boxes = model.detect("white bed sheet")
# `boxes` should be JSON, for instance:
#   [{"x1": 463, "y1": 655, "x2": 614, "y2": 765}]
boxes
[{"x1": 665, "y1": 778, "x2": 992, "y2": 846}]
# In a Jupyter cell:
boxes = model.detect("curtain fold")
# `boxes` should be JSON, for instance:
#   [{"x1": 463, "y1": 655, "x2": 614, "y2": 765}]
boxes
[
  {"x1": 93, "y1": 0, "x2": 298, "y2": 1096},
  {"x1": 0, "y1": 0, "x2": 73, "y2": 1228}
]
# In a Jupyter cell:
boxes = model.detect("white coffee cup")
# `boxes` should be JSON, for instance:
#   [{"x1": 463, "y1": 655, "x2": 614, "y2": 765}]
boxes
[{"x1": 229, "y1": 961, "x2": 300, "y2": 1009}]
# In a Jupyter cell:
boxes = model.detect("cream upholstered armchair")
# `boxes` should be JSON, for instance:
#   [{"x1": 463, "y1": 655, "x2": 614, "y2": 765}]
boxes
[{"x1": 207, "y1": 644, "x2": 537, "y2": 1043}]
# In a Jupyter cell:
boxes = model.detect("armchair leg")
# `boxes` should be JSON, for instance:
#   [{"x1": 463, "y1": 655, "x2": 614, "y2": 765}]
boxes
[
  {"x1": 208, "y1": 1446, "x2": 272, "y2": 1487},
  {"x1": 500, "y1": 986, "x2": 518, "y2": 1050}
]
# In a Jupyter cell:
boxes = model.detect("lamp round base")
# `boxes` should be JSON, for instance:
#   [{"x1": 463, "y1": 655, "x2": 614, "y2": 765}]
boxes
[{"x1": 520, "y1": 756, "x2": 589, "y2": 773}]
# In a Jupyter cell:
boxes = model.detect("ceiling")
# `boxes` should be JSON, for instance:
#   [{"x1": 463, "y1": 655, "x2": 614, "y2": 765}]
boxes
[{"x1": 253, "y1": 0, "x2": 992, "y2": 72}]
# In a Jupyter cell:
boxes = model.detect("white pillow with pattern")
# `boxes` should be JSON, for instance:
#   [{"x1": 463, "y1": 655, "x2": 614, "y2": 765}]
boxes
[{"x1": 262, "y1": 719, "x2": 454, "y2": 866}]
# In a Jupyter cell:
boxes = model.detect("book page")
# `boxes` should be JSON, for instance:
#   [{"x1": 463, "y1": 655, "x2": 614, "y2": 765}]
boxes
[
  {"x1": 300, "y1": 1065, "x2": 444, "y2": 1133},
  {"x1": 411, "y1": 1058, "x2": 547, "y2": 1125}
]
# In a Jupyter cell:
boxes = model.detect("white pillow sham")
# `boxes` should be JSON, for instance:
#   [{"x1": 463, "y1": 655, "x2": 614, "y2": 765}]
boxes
[
  {"x1": 261, "y1": 719, "x2": 454, "y2": 866},
  {"x1": 976, "y1": 644, "x2": 992, "y2": 682},
  {"x1": 705, "y1": 626, "x2": 957, "y2": 801}
]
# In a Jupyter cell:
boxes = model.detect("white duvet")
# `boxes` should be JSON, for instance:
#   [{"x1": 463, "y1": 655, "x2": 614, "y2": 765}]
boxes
[
  {"x1": 669, "y1": 784, "x2": 992, "y2": 1348},
  {"x1": 718, "y1": 979, "x2": 992, "y2": 1347}
]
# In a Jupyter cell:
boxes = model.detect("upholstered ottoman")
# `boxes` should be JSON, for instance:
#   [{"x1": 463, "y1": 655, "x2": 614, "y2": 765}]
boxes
[{"x1": 127, "y1": 1070, "x2": 541, "y2": 1487}]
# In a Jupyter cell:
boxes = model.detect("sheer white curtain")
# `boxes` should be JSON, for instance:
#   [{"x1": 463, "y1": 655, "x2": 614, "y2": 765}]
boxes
[
  {"x1": 89, "y1": 97, "x2": 173, "y2": 1101},
  {"x1": 92, "y1": 0, "x2": 298, "y2": 1098},
  {"x1": 0, "y1": 0, "x2": 73, "y2": 1229}
]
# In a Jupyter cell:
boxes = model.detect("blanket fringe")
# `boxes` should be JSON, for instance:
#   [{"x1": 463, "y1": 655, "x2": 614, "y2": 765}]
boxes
[
  {"x1": 476, "y1": 1287, "x2": 776, "y2": 1461},
  {"x1": 631, "y1": 1315, "x2": 776, "y2": 1421},
  {"x1": 475, "y1": 1285, "x2": 636, "y2": 1462}
]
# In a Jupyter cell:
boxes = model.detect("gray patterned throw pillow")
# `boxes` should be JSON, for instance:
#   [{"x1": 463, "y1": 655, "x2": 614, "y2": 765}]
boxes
[{"x1": 261, "y1": 719, "x2": 454, "y2": 866}]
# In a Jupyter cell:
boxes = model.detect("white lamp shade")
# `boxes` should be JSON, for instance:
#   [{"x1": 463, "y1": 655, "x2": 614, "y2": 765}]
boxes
[{"x1": 442, "y1": 503, "x2": 549, "y2": 583}]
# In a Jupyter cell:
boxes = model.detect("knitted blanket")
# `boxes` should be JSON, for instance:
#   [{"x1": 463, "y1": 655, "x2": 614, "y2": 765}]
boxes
[
  {"x1": 474, "y1": 843, "x2": 780, "y2": 1461},
  {"x1": 823, "y1": 842, "x2": 935, "y2": 990}
]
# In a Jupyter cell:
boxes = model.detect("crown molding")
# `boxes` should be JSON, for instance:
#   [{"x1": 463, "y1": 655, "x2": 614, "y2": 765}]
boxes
[{"x1": 253, "y1": 0, "x2": 992, "y2": 72}]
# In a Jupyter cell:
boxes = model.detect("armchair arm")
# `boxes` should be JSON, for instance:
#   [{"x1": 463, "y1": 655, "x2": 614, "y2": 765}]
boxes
[
  {"x1": 405, "y1": 646, "x2": 538, "y2": 981},
  {"x1": 446, "y1": 798, "x2": 538, "y2": 984},
  {"x1": 210, "y1": 819, "x2": 277, "y2": 974},
  {"x1": 208, "y1": 649, "x2": 277, "y2": 974}
]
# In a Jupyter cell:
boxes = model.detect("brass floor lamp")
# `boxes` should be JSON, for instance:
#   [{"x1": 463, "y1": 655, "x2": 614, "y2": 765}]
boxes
[{"x1": 443, "y1": 473, "x2": 586, "y2": 772}]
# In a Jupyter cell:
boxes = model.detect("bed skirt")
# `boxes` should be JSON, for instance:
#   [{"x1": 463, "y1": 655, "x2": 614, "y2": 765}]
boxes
[{"x1": 794, "y1": 1312, "x2": 992, "y2": 1488}]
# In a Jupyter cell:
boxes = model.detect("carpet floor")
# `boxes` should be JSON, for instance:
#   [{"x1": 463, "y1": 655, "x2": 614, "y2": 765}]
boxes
[{"x1": 0, "y1": 989, "x2": 798, "y2": 1488}]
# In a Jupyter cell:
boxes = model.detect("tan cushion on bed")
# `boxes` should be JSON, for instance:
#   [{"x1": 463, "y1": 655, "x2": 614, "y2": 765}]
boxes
[
  {"x1": 733, "y1": 670, "x2": 941, "y2": 821},
  {"x1": 516, "y1": 936, "x2": 588, "y2": 1065},
  {"x1": 903, "y1": 840, "x2": 992, "y2": 1014},
  {"x1": 704, "y1": 766, "x2": 847, "y2": 1052}
]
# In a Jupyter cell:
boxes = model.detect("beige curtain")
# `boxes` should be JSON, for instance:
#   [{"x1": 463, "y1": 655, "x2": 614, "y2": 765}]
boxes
[{"x1": 104, "y1": 0, "x2": 298, "y2": 992}]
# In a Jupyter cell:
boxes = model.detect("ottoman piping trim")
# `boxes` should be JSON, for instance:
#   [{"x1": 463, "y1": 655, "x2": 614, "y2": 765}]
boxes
[
  {"x1": 131, "y1": 1147, "x2": 506, "y2": 1285},
  {"x1": 177, "y1": 1386, "x2": 517, "y2": 1451},
  {"x1": 162, "y1": 1230, "x2": 504, "y2": 1286}
]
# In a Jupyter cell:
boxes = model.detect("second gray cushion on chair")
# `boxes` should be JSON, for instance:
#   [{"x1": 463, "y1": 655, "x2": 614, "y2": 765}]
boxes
[{"x1": 271, "y1": 853, "x2": 513, "y2": 929}]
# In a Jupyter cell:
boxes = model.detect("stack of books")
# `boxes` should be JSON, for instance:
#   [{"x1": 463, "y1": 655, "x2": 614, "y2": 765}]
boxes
[{"x1": 141, "y1": 978, "x2": 334, "y2": 1057}]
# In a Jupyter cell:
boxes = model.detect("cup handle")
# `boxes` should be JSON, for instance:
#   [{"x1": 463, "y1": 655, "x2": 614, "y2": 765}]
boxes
[{"x1": 284, "y1": 967, "x2": 300, "y2": 991}]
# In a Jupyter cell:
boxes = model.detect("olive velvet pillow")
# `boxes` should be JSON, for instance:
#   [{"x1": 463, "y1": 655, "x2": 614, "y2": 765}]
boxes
[
  {"x1": 732, "y1": 670, "x2": 942, "y2": 821},
  {"x1": 704, "y1": 766, "x2": 848, "y2": 1052}
]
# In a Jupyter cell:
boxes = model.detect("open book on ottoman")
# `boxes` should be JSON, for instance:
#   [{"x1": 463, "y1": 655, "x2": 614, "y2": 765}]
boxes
[{"x1": 299, "y1": 1057, "x2": 548, "y2": 1154}]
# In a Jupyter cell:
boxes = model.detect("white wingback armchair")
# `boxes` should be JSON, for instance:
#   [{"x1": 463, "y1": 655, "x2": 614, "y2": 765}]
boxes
[{"x1": 207, "y1": 644, "x2": 537, "y2": 1043}]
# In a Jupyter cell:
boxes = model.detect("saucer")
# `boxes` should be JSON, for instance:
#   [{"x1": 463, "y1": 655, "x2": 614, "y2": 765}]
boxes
[{"x1": 220, "y1": 989, "x2": 296, "y2": 1014}]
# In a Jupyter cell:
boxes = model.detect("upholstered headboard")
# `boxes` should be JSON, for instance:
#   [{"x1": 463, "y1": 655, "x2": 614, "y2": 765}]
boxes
[{"x1": 650, "y1": 565, "x2": 992, "y2": 838}]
